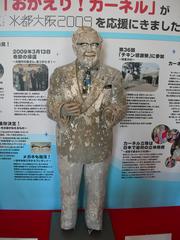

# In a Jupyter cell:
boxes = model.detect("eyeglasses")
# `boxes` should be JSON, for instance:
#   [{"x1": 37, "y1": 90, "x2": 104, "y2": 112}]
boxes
[{"x1": 76, "y1": 42, "x2": 101, "y2": 49}]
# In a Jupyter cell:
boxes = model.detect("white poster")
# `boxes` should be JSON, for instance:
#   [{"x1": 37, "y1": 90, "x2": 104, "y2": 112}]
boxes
[{"x1": 0, "y1": 0, "x2": 180, "y2": 209}]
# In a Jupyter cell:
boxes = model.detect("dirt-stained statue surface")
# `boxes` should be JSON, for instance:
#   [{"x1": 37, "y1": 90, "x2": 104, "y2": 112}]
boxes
[{"x1": 47, "y1": 27, "x2": 127, "y2": 232}]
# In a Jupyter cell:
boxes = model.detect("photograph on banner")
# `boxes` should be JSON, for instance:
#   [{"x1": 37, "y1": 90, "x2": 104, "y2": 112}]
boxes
[
  {"x1": 122, "y1": 62, "x2": 159, "y2": 92},
  {"x1": 31, "y1": 142, "x2": 51, "y2": 154},
  {"x1": 13, "y1": 64, "x2": 48, "y2": 91},
  {"x1": 0, "y1": 64, "x2": 4, "y2": 78}
]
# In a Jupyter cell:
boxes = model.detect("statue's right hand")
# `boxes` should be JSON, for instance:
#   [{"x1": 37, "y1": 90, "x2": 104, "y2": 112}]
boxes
[{"x1": 61, "y1": 102, "x2": 81, "y2": 117}]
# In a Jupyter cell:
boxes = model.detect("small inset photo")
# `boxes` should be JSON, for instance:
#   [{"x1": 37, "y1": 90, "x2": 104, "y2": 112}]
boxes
[
  {"x1": 0, "y1": 64, "x2": 4, "y2": 78},
  {"x1": 13, "y1": 64, "x2": 48, "y2": 91},
  {"x1": 122, "y1": 62, "x2": 159, "y2": 92},
  {"x1": 151, "y1": 124, "x2": 169, "y2": 144},
  {"x1": 31, "y1": 142, "x2": 51, "y2": 154},
  {"x1": 167, "y1": 129, "x2": 180, "y2": 143},
  {"x1": 165, "y1": 156, "x2": 176, "y2": 168},
  {"x1": 170, "y1": 130, "x2": 180, "y2": 162}
]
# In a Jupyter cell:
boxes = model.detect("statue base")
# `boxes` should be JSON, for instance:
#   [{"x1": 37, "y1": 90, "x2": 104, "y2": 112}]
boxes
[{"x1": 49, "y1": 211, "x2": 115, "y2": 240}]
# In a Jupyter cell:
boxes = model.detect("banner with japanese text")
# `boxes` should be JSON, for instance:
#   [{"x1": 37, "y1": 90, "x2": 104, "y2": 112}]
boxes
[{"x1": 0, "y1": 0, "x2": 180, "y2": 209}]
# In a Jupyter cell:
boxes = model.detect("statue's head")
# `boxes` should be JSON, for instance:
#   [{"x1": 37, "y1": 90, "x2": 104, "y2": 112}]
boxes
[{"x1": 72, "y1": 26, "x2": 103, "y2": 69}]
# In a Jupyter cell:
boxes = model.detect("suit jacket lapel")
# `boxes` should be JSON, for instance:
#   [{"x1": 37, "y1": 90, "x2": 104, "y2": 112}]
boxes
[
  {"x1": 69, "y1": 62, "x2": 84, "y2": 104},
  {"x1": 69, "y1": 62, "x2": 106, "y2": 113}
]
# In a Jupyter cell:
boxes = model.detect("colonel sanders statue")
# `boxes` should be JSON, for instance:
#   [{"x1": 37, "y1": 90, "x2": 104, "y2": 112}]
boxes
[{"x1": 47, "y1": 26, "x2": 127, "y2": 233}]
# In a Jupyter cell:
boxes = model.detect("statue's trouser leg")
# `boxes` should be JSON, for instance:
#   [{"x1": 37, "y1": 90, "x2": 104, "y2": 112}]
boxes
[
  {"x1": 59, "y1": 156, "x2": 83, "y2": 230},
  {"x1": 59, "y1": 156, "x2": 110, "y2": 230},
  {"x1": 84, "y1": 160, "x2": 110, "y2": 230}
]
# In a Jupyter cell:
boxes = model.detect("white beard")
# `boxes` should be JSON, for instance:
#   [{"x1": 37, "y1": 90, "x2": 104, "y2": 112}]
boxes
[{"x1": 80, "y1": 57, "x2": 98, "y2": 69}]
